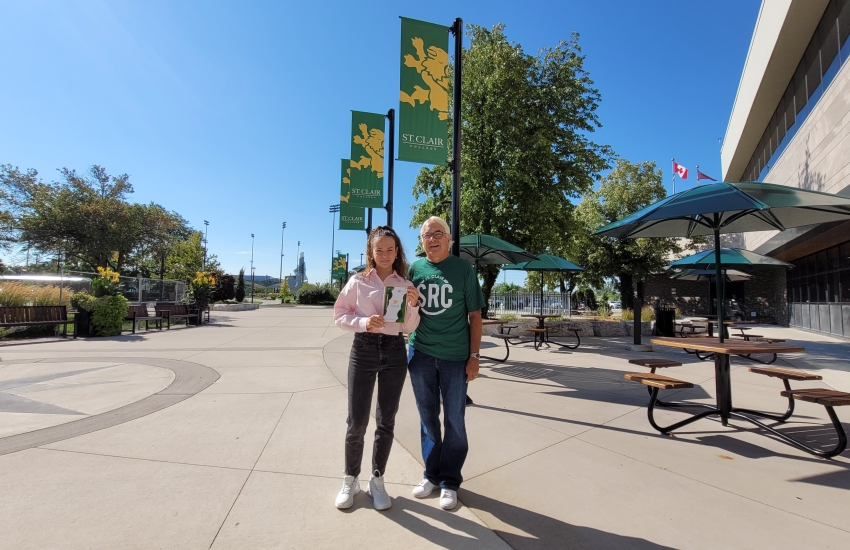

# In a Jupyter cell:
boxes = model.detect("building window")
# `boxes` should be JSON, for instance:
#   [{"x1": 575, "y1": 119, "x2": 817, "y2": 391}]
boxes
[{"x1": 746, "y1": 0, "x2": 850, "y2": 182}]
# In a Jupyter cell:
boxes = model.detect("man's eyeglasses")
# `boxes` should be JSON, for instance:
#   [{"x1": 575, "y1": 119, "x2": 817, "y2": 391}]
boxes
[{"x1": 421, "y1": 231, "x2": 446, "y2": 241}]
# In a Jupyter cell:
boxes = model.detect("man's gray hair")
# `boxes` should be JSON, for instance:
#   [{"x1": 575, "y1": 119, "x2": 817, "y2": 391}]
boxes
[{"x1": 419, "y1": 216, "x2": 451, "y2": 236}]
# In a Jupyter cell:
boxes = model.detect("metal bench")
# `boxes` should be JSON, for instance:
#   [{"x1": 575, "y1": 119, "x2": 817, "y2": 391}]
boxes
[
  {"x1": 154, "y1": 304, "x2": 199, "y2": 329},
  {"x1": 124, "y1": 305, "x2": 163, "y2": 334},
  {"x1": 0, "y1": 306, "x2": 75, "y2": 338}
]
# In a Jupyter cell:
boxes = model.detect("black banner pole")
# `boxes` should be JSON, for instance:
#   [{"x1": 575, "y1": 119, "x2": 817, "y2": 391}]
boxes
[
  {"x1": 367, "y1": 208, "x2": 373, "y2": 235},
  {"x1": 386, "y1": 108, "x2": 395, "y2": 227},
  {"x1": 450, "y1": 17, "x2": 462, "y2": 257}
]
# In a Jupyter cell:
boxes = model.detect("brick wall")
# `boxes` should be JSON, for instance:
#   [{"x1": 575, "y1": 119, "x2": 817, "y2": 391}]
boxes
[{"x1": 641, "y1": 269, "x2": 788, "y2": 325}]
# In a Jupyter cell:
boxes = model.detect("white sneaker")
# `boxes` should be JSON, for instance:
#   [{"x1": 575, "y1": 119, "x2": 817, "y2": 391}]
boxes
[
  {"x1": 335, "y1": 475, "x2": 360, "y2": 509},
  {"x1": 439, "y1": 488, "x2": 457, "y2": 510},
  {"x1": 412, "y1": 478, "x2": 436, "y2": 498},
  {"x1": 366, "y1": 471, "x2": 392, "y2": 511}
]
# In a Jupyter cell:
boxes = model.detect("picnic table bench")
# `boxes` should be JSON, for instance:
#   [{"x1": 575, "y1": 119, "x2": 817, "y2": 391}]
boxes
[
  {"x1": 124, "y1": 305, "x2": 163, "y2": 334},
  {"x1": 0, "y1": 306, "x2": 75, "y2": 338},
  {"x1": 154, "y1": 304, "x2": 199, "y2": 329}
]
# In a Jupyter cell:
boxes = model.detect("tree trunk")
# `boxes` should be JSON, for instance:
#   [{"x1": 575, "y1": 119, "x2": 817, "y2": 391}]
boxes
[
  {"x1": 619, "y1": 272, "x2": 634, "y2": 311},
  {"x1": 480, "y1": 265, "x2": 499, "y2": 319}
]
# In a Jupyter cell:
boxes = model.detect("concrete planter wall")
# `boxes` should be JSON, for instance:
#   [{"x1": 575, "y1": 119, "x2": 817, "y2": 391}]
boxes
[{"x1": 213, "y1": 303, "x2": 260, "y2": 311}]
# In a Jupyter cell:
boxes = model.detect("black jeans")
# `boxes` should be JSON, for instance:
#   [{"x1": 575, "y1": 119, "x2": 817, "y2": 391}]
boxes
[{"x1": 345, "y1": 332, "x2": 408, "y2": 478}]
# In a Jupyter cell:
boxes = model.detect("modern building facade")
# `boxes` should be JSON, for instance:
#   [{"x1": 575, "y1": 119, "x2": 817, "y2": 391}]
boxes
[{"x1": 721, "y1": 0, "x2": 850, "y2": 337}]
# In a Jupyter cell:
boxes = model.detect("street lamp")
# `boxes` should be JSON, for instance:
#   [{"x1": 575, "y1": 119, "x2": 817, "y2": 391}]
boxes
[
  {"x1": 279, "y1": 222, "x2": 286, "y2": 292},
  {"x1": 329, "y1": 204, "x2": 340, "y2": 283},
  {"x1": 250, "y1": 233, "x2": 255, "y2": 303},
  {"x1": 203, "y1": 220, "x2": 209, "y2": 270}
]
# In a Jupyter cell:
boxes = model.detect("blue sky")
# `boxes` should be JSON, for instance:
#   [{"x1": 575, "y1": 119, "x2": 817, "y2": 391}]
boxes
[{"x1": 0, "y1": 0, "x2": 761, "y2": 286}]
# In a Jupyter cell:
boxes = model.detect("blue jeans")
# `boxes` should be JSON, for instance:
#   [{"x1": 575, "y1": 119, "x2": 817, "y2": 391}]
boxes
[{"x1": 407, "y1": 347, "x2": 468, "y2": 491}]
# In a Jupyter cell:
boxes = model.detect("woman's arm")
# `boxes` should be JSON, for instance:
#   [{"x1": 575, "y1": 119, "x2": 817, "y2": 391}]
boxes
[{"x1": 333, "y1": 279, "x2": 368, "y2": 332}]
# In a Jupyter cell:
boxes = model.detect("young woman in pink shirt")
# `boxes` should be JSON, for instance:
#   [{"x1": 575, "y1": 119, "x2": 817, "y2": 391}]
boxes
[{"x1": 332, "y1": 226, "x2": 420, "y2": 511}]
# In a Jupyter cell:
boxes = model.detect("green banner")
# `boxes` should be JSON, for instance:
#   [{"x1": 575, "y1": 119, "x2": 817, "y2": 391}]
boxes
[
  {"x1": 339, "y1": 159, "x2": 365, "y2": 231},
  {"x1": 349, "y1": 111, "x2": 385, "y2": 208},
  {"x1": 332, "y1": 253, "x2": 347, "y2": 280},
  {"x1": 399, "y1": 17, "x2": 450, "y2": 165}
]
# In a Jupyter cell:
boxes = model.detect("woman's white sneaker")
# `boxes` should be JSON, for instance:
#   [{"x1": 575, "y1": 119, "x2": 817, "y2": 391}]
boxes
[
  {"x1": 412, "y1": 478, "x2": 436, "y2": 498},
  {"x1": 366, "y1": 471, "x2": 392, "y2": 511},
  {"x1": 335, "y1": 475, "x2": 360, "y2": 509},
  {"x1": 439, "y1": 488, "x2": 457, "y2": 510}
]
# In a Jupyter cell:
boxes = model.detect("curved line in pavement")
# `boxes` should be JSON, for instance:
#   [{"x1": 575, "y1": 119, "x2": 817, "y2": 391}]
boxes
[{"x1": 0, "y1": 357, "x2": 219, "y2": 456}]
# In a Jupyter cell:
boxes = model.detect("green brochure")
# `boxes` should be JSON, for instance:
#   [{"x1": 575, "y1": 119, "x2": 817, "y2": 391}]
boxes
[{"x1": 383, "y1": 286, "x2": 407, "y2": 323}]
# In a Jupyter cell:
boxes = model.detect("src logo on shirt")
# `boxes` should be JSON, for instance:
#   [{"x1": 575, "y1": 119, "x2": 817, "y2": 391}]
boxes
[{"x1": 416, "y1": 275, "x2": 453, "y2": 316}]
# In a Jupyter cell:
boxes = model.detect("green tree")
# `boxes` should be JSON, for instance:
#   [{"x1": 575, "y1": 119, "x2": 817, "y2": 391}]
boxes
[
  {"x1": 236, "y1": 268, "x2": 246, "y2": 303},
  {"x1": 575, "y1": 159, "x2": 685, "y2": 309},
  {"x1": 163, "y1": 231, "x2": 220, "y2": 283},
  {"x1": 0, "y1": 164, "x2": 147, "y2": 271},
  {"x1": 410, "y1": 24, "x2": 611, "y2": 313}
]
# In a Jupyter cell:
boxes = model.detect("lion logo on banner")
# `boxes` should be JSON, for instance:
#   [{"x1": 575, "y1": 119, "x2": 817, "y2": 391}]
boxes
[
  {"x1": 333, "y1": 256, "x2": 347, "y2": 271},
  {"x1": 400, "y1": 37, "x2": 449, "y2": 121},
  {"x1": 352, "y1": 124, "x2": 384, "y2": 178},
  {"x1": 341, "y1": 166, "x2": 351, "y2": 203}
]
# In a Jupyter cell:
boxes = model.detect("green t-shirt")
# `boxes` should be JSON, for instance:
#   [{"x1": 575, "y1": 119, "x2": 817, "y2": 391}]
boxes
[{"x1": 408, "y1": 255, "x2": 485, "y2": 361}]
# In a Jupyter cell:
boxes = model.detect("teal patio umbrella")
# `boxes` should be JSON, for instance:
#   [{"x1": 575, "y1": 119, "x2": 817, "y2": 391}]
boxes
[
  {"x1": 595, "y1": 181, "x2": 850, "y2": 342},
  {"x1": 459, "y1": 234, "x2": 539, "y2": 268},
  {"x1": 668, "y1": 248, "x2": 793, "y2": 271},
  {"x1": 502, "y1": 254, "x2": 584, "y2": 315},
  {"x1": 669, "y1": 268, "x2": 753, "y2": 282}
]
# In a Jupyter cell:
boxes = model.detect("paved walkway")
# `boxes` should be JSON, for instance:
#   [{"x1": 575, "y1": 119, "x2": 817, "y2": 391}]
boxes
[{"x1": 0, "y1": 307, "x2": 848, "y2": 549}]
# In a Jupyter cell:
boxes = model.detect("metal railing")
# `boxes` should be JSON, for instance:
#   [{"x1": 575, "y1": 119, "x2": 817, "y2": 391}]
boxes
[
  {"x1": 65, "y1": 271, "x2": 186, "y2": 304},
  {"x1": 488, "y1": 291, "x2": 572, "y2": 316}
]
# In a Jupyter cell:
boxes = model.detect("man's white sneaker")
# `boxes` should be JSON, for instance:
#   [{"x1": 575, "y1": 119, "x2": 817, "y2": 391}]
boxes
[
  {"x1": 412, "y1": 478, "x2": 436, "y2": 498},
  {"x1": 439, "y1": 488, "x2": 457, "y2": 510},
  {"x1": 335, "y1": 475, "x2": 360, "y2": 509},
  {"x1": 366, "y1": 471, "x2": 392, "y2": 511}
]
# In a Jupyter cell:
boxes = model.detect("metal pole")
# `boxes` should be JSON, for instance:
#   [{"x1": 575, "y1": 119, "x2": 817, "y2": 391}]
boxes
[
  {"x1": 714, "y1": 218, "x2": 724, "y2": 343},
  {"x1": 203, "y1": 220, "x2": 209, "y2": 270},
  {"x1": 671, "y1": 157, "x2": 676, "y2": 195},
  {"x1": 450, "y1": 17, "x2": 463, "y2": 257},
  {"x1": 386, "y1": 108, "x2": 395, "y2": 227},
  {"x1": 367, "y1": 208, "x2": 373, "y2": 235},
  {"x1": 250, "y1": 233, "x2": 255, "y2": 303},
  {"x1": 329, "y1": 204, "x2": 340, "y2": 283},
  {"x1": 279, "y1": 222, "x2": 286, "y2": 291}
]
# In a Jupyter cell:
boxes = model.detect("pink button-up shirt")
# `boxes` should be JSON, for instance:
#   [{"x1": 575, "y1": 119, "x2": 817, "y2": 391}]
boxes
[{"x1": 334, "y1": 269, "x2": 420, "y2": 335}]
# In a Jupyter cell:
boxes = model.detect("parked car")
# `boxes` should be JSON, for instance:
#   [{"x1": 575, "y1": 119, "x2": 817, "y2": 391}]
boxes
[{"x1": 608, "y1": 301, "x2": 622, "y2": 309}]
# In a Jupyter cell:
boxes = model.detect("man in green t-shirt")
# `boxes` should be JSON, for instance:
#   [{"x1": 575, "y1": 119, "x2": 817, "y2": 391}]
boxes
[{"x1": 407, "y1": 216, "x2": 484, "y2": 510}]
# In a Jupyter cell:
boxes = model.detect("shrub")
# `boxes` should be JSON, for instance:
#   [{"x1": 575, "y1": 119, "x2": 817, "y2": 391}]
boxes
[
  {"x1": 92, "y1": 266, "x2": 120, "y2": 297},
  {"x1": 0, "y1": 282, "x2": 73, "y2": 307},
  {"x1": 214, "y1": 274, "x2": 236, "y2": 302},
  {"x1": 500, "y1": 314, "x2": 517, "y2": 322},
  {"x1": 71, "y1": 291, "x2": 95, "y2": 311},
  {"x1": 596, "y1": 302, "x2": 612, "y2": 318},
  {"x1": 622, "y1": 306, "x2": 655, "y2": 322},
  {"x1": 296, "y1": 285, "x2": 335, "y2": 305},
  {"x1": 236, "y1": 269, "x2": 246, "y2": 302},
  {"x1": 90, "y1": 295, "x2": 129, "y2": 336},
  {"x1": 189, "y1": 271, "x2": 216, "y2": 309}
]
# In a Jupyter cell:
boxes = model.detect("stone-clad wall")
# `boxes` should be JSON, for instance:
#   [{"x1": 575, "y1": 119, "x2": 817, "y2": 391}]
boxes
[{"x1": 641, "y1": 270, "x2": 789, "y2": 325}]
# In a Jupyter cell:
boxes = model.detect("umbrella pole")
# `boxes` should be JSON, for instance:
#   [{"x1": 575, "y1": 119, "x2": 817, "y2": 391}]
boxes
[{"x1": 713, "y1": 225, "x2": 724, "y2": 343}]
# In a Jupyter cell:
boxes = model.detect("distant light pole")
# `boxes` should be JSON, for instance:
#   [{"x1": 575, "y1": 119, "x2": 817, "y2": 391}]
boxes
[
  {"x1": 360, "y1": 253, "x2": 363, "y2": 269},
  {"x1": 250, "y1": 233, "x2": 255, "y2": 303},
  {"x1": 279, "y1": 222, "x2": 286, "y2": 292},
  {"x1": 329, "y1": 204, "x2": 340, "y2": 283},
  {"x1": 203, "y1": 220, "x2": 209, "y2": 270},
  {"x1": 296, "y1": 240, "x2": 301, "y2": 281}
]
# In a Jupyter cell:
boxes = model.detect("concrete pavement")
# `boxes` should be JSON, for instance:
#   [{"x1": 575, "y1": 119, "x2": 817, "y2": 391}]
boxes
[{"x1": 0, "y1": 307, "x2": 848, "y2": 549}]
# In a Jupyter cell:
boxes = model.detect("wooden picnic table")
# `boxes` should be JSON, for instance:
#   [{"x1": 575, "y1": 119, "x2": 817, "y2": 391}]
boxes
[
  {"x1": 706, "y1": 319, "x2": 757, "y2": 338},
  {"x1": 651, "y1": 337, "x2": 805, "y2": 426}
]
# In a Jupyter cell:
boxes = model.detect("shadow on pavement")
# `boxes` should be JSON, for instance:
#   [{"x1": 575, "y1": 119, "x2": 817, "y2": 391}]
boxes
[{"x1": 458, "y1": 490, "x2": 676, "y2": 550}]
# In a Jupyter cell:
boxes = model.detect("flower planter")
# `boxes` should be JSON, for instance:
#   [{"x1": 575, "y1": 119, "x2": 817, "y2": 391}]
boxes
[{"x1": 74, "y1": 309, "x2": 93, "y2": 337}]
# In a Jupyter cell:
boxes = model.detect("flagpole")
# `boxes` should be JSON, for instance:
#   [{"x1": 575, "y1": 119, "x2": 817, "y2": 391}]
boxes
[
  {"x1": 450, "y1": 17, "x2": 463, "y2": 258},
  {"x1": 696, "y1": 164, "x2": 700, "y2": 186},
  {"x1": 386, "y1": 108, "x2": 395, "y2": 227},
  {"x1": 671, "y1": 157, "x2": 676, "y2": 195}
]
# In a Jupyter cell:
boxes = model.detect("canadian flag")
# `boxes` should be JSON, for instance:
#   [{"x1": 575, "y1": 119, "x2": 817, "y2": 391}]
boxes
[{"x1": 673, "y1": 161, "x2": 688, "y2": 179}]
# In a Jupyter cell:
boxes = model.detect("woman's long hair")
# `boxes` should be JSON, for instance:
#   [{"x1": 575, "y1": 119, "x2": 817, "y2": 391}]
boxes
[{"x1": 365, "y1": 226, "x2": 409, "y2": 277}]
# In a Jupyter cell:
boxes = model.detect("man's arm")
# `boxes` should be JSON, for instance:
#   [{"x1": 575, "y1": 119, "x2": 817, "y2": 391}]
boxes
[{"x1": 467, "y1": 310, "x2": 482, "y2": 382}]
